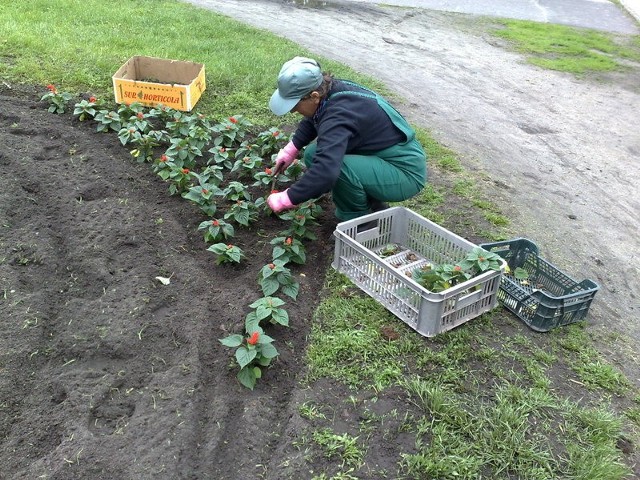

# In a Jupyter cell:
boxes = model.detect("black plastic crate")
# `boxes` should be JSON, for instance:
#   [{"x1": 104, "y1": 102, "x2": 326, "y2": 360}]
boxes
[{"x1": 480, "y1": 238, "x2": 599, "y2": 332}]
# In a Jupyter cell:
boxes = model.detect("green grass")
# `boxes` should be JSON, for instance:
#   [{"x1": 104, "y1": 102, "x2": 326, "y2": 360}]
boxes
[
  {"x1": 491, "y1": 19, "x2": 640, "y2": 74},
  {"x1": 0, "y1": 0, "x2": 377, "y2": 124},
  {"x1": 3, "y1": 1, "x2": 639, "y2": 478}
]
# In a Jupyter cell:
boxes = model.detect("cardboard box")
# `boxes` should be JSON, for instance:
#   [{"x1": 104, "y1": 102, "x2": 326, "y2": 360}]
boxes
[{"x1": 112, "y1": 56, "x2": 206, "y2": 112}]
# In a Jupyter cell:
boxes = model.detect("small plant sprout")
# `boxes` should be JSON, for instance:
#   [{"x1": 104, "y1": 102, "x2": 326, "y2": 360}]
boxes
[
  {"x1": 207, "y1": 145, "x2": 233, "y2": 170},
  {"x1": 94, "y1": 110, "x2": 123, "y2": 133},
  {"x1": 219, "y1": 181, "x2": 251, "y2": 202},
  {"x1": 258, "y1": 260, "x2": 299, "y2": 300},
  {"x1": 198, "y1": 218, "x2": 235, "y2": 243},
  {"x1": 270, "y1": 235, "x2": 306, "y2": 265},
  {"x1": 212, "y1": 115, "x2": 252, "y2": 147},
  {"x1": 277, "y1": 200, "x2": 322, "y2": 240},
  {"x1": 73, "y1": 96, "x2": 101, "y2": 121},
  {"x1": 182, "y1": 171, "x2": 220, "y2": 216},
  {"x1": 223, "y1": 200, "x2": 259, "y2": 227},
  {"x1": 219, "y1": 326, "x2": 279, "y2": 390},
  {"x1": 458, "y1": 247, "x2": 503, "y2": 275},
  {"x1": 245, "y1": 296, "x2": 289, "y2": 332},
  {"x1": 255, "y1": 127, "x2": 288, "y2": 156},
  {"x1": 207, "y1": 243, "x2": 245, "y2": 265},
  {"x1": 41, "y1": 84, "x2": 74, "y2": 114},
  {"x1": 231, "y1": 153, "x2": 263, "y2": 177},
  {"x1": 411, "y1": 247, "x2": 503, "y2": 293}
]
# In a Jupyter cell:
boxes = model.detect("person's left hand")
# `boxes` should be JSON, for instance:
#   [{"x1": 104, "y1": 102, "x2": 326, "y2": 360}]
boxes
[{"x1": 267, "y1": 189, "x2": 295, "y2": 213}]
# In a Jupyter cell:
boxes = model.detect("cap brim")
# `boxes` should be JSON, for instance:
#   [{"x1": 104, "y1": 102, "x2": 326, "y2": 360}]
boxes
[{"x1": 269, "y1": 89, "x2": 301, "y2": 116}]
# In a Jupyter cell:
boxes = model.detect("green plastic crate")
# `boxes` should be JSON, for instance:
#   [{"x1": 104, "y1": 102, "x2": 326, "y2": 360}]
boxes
[{"x1": 480, "y1": 238, "x2": 599, "y2": 332}]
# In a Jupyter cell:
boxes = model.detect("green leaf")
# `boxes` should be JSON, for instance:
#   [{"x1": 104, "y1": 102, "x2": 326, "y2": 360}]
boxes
[
  {"x1": 260, "y1": 277, "x2": 279, "y2": 297},
  {"x1": 235, "y1": 346, "x2": 257, "y2": 369},
  {"x1": 253, "y1": 366, "x2": 262, "y2": 379},
  {"x1": 255, "y1": 305, "x2": 272, "y2": 321},
  {"x1": 245, "y1": 311, "x2": 260, "y2": 333},
  {"x1": 514, "y1": 267, "x2": 530, "y2": 280},
  {"x1": 260, "y1": 343, "x2": 279, "y2": 359},
  {"x1": 272, "y1": 245, "x2": 286, "y2": 260},
  {"x1": 237, "y1": 366, "x2": 257, "y2": 390},
  {"x1": 257, "y1": 356, "x2": 272, "y2": 367},
  {"x1": 281, "y1": 282, "x2": 299, "y2": 300},
  {"x1": 271, "y1": 309, "x2": 289, "y2": 326},
  {"x1": 219, "y1": 334, "x2": 243, "y2": 347}
]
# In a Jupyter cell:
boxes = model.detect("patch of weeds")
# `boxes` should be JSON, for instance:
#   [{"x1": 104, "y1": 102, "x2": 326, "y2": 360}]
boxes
[
  {"x1": 299, "y1": 401, "x2": 327, "y2": 421},
  {"x1": 561, "y1": 403, "x2": 631, "y2": 479},
  {"x1": 312, "y1": 428, "x2": 365, "y2": 470},
  {"x1": 306, "y1": 272, "x2": 414, "y2": 390},
  {"x1": 555, "y1": 324, "x2": 630, "y2": 394},
  {"x1": 416, "y1": 128, "x2": 462, "y2": 172},
  {"x1": 573, "y1": 356, "x2": 631, "y2": 394},
  {"x1": 624, "y1": 405, "x2": 640, "y2": 426}
]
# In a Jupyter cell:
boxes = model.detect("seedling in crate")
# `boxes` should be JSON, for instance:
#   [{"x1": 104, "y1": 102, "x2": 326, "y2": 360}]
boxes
[
  {"x1": 270, "y1": 236, "x2": 306, "y2": 265},
  {"x1": 207, "y1": 243, "x2": 245, "y2": 265},
  {"x1": 378, "y1": 243, "x2": 401, "y2": 258},
  {"x1": 244, "y1": 296, "x2": 289, "y2": 332},
  {"x1": 458, "y1": 247, "x2": 503, "y2": 276},
  {"x1": 218, "y1": 327, "x2": 279, "y2": 390},
  {"x1": 258, "y1": 260, "x2": 299, "y2": 300},
  {"x1": 198, "y1": 218, "x2": 235, "y2": 243}
]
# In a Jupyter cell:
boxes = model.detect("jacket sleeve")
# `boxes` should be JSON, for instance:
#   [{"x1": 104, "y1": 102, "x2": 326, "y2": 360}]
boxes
[{"x1": 287, "y1": 103, "x2": 356, "y2": 204}]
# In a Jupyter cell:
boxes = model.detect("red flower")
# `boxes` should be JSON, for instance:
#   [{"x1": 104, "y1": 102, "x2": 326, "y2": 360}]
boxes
[
  {"x1": 454, "y1": 265, "x2": 462, "y2": 272},
  {"x1": 268, "y1": 263, "x2": 275, "y2": 270},
  {"x1": 285, "y1": 237, "x2": 292, "y2": 246},
  {"x1": 265, "y1": 168, "x2": 272, "y2": 175},
  {"x1": 273, "y1": 131, "x2": 280, "y2": 136},
  {"x1": 202, "y1": 188, "x2": 209, "y2": 195},
  {"x1": 229, "y1": 116, "x2": 238, "y2": 124},
  {"x1": 247, "y1": 332, "x2": 259, "y2": 345},
  {"x1": 137, "y1": 112, "x2": 144, "y2": 119},
  {"x1": 46, "y1": 84, "x2": 57, "y2": 93},
  {"x1": 227, "y1": 244, "x2": 233, "y2": 249},
  {"x1": 89, "y1": 96, "x2": 97, "y2": 103},
  {"x1": 181, "y1": 168, "x2": 190, "y2": 174},
  {"x1": 219, "y1": 147, "x2": 226, "y2": 153},
  {"x1": 160, "y1": 154, "x2": 168, "y2": 162},
  {"x1": 212, "y1": 220, "x2": 219, "y2": 226},
  {"x1": 271, "y1": 189, "x2": 279, "y2": 194}
]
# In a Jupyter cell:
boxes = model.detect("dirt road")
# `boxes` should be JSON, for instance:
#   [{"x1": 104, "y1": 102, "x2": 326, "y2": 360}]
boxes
[{"x1": 190, "y1": 0, "x2": 640, "y2": 378}]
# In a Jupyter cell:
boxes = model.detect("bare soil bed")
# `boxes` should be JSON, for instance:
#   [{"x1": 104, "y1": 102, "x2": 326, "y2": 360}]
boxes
[{"x1": 0, "y1": 84, "x2": 338, "y2": 479}]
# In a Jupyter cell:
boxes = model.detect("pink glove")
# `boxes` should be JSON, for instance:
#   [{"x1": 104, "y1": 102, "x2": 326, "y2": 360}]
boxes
[
  {"x1": 267, "y1": 189, "x2": 295, "y2": 213},
  {"x1": 273, "y1": 141, "x2": 299, "y2": 175}
]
